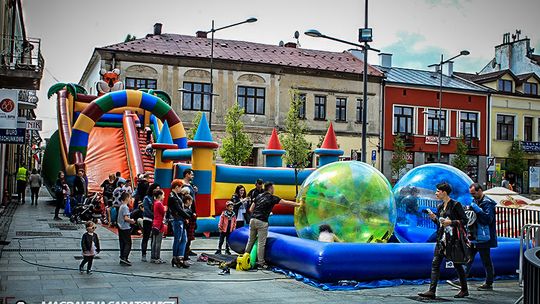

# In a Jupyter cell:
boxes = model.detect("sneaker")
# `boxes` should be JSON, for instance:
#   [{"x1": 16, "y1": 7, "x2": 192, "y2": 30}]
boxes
[
  {"x1": 87, "y1": 270, "x2": 93, "y2": 275},
  {"x1": 54, "y1": 217, "x2": 62, "y2": 221},
  {"x1": 417, "y1": 291, "x2": 436, "y2": 299},
  {"x1": 454, "y1": 291, "x2": 469, "y2": 298},
  {"x1": 120, "y1": 259, "x2": 132, "y2": 266},
  {"x1": 218, "y1": 267, "x2": 230, "y2": 275},
  {"x1": 477, "y1": 283, "x2": 493, "y2": 291},
  {"x1": 149, "y1": 259, "x2": 156, "y2": 263},
  {"x1": 225, "y1": 249, "x2": 232, "y2": 255},
  {"x1": 215, "y1": 250, "x2": 222, "y2": 255},
  {"x1": 256, "y1": 263, "x2": 270, "y2": 270},
  {"x1": 446, "y1": 279, "x2": 461, "y2": 289},
  {"x1": 141, "y1": 255, "x2": 147, "y2": 262},
  {"x1": 79, "y1": 265, "x2": 84, "y2": 274},
  {"x1": 156, "y1": 259, "x2": 166, "y2": 264}
]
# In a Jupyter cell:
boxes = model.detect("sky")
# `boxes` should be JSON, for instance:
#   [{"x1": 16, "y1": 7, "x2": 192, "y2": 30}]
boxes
[{"x1": 21, "y1": 0, "x2": 540, "y2": 139}]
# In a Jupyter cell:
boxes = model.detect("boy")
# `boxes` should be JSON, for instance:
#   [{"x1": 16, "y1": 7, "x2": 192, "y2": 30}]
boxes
[
  {"x1": 216, "y1": 201, "x2": 237, "y2": 255},
  {"x1": 80, "y1": 221, "x2": 100, "y2": 274},
  {"x1": 118, "y1": 192, "x2": 136, "y2": 266}
]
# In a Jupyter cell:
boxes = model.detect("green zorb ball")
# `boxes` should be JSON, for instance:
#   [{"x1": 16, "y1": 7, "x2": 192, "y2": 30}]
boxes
[{"x1": 294, "y1": 161, "x2": 396, "y2": 243}]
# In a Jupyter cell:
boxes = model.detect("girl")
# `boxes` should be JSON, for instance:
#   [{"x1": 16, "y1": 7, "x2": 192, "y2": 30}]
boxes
[
  {"x1": 231, "y1": 185, "x2": 248, "y2": 228},
  {"x1": 150, "y1": 189, "x2": 166, "y2": 264},
  {"x1": 29, "y1": 169, "x2": 42, "y2": 206},
  {"x1": 216, "y1": 201, "x2": 237, "y2": 255},
  {"x1": 80, "y1": 221, "x2": 100, "y2": 274},
  {"x1": 168, "y1": 179, "x2": 193, "y2": 268},
  {"x1": 318, "y1": 224, "x2": 342, "y2": 242},
  {"x1": 141, "y1": 183, "x2": 160, "y2": 262}
]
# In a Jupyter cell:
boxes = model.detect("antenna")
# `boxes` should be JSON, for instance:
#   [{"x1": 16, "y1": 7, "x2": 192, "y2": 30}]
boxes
[{"x1": 294, "y1": 30, "x2": 301, "y2": 47}]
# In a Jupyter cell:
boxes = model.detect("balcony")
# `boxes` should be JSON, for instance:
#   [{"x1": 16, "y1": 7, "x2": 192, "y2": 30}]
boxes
[
  {"x1": 465, "y1": 137, "x2": 480, "y2": 150},
  {"x1": 0, "y1": 36, "x2": 44, "y2": 90}
]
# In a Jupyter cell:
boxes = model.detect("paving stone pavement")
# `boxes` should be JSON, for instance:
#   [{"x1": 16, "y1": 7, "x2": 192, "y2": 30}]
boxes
[{"x1": 0, "y1": 189, "x2": 524, "y2": 303}]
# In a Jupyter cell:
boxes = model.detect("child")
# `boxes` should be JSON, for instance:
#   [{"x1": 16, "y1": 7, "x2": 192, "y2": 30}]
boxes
[
  {"x1": 118, "y1": 192, "x2": 136, "y2": 266},
  {"x1": 318, "y1": 224, "x2": 342, "y2": 243},
  {"x1": 216, "y1": 201, "x2": 237, "y2": 255},
  {"x1": 151, "y1": 189, "x2": 166, "y2": 264},
  {"x1": 80, "y1": 221, "x2": 100, "y2": 274}
]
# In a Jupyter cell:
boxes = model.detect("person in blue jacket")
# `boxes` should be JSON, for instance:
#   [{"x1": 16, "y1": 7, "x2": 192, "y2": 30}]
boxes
[{"x1": 448, "y1": 183, "x2": 497, "y2": 291}]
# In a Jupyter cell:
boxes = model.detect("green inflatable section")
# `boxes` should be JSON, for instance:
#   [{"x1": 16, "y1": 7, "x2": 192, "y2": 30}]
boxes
[
  {"x1": 41, "y1": 130, "x2": 62, "y2": 199},
  {"x1": 250, "y1": 241, "x2": 258, "y2": 269}
]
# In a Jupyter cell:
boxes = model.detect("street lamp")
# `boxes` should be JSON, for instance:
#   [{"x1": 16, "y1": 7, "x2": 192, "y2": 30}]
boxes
[
  {"x1": 428, "y1": 50, "x2": 469, "y2": 162},
  {"x1": 206, "y1": 17, "x2": 257, "y2": 130},
  {"x1": 304, "y1": 1, "x2": 379, "y2": 163}
]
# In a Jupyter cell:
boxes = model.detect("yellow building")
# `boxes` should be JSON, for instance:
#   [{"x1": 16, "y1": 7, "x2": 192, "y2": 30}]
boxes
[
  {"x1": 457, "y1": 70, "x2": 540, "y2": 193},
  {"x1": 79, "y1": 23, "x2": 384, "y2": 168}
]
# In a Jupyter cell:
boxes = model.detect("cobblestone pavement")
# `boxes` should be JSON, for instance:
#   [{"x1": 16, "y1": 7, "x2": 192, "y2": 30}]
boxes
[{"x1": 0, "y1": 189, "x2": 523, "y2": 303}]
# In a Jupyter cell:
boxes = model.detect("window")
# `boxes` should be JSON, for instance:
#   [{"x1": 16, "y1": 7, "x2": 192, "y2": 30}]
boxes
[
  {"x1": 524, "y1": 117, "x2": 533, "y2": 141},
  {"x1": 335, "y1": 98, "x2": 347, "y2": 122},
  {"x1": 460, "y1": 112, "x2": 478, "y2": 139},
  {"x1": 314, "y1": 95, "x2": 326, "y2": 120},
  {"x1": 237, "y1": 86, "x2": 265, "y2": 115},
  {"x1": 427, "y1": 109, "x2": 447, "y2": 136},
  {"x1": 393, "y1": 106, "x2": 414, "y2": 134},
  {"x1": 125, "y1": 77, "x2": 157, "y2": 90},
  {"x1": 498, "y1": 79, "x2": 513, "y2": 92},
  {"x1": 496, "y1": 114, "x2": 514, "y2": 140},
  {"x1": 524, "y1": 82, "x2": 538, "y2": 95},
  {"x1": 182, "y1": 82, "x2": 211, "y2": 111},
  {"x1": 298, "y1": 94, "x2": 306, "y2": 119},
  {"x1": 356, "y1": 98, "x2": 362, "y2": 123}
]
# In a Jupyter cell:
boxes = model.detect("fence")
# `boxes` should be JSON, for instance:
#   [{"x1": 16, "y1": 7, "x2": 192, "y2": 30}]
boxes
[
  {"x1": 496, "y1": 206, "x2": 540, "y2": 239},
  {"x1": 516, "y1": 224, "x2": 540, "y2": 304}
]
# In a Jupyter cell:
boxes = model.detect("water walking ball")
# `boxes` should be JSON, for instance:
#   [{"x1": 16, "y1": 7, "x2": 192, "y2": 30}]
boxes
[
  {"x1": 393, "y1": 163, "x2": 474, "y2": 243},
  {"x1": 294, "y1": 161, "x2": 396, "y2": 243}
]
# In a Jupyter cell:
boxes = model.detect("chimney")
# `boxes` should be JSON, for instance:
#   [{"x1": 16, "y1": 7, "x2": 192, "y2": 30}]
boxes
[
  {"x1": 443, "y1": 61, "x2": 454, "y2": 76},
  {"x1": 284, "y1": 42, "x2": 297, "y2": 48},
  {"x1": 348, "y1": 49, "x2": 364, "y2": 60},
  {"x1": 378, "y1": 53, "x2": 392, "y2": 68},
  {"x1": 153, "y1": 23, "x2": 162, "y2": 35},
  {"x1": 196, "y1": 31, "x2": 208, "y2": 38}
]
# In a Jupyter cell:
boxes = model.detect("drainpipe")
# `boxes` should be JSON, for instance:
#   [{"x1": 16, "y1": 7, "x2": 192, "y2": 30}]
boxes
[{"x1": 487, "y1": 92, "x2": 492, "y2": 188}]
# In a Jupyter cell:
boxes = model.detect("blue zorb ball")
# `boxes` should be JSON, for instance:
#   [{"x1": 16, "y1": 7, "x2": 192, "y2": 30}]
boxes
[{"x1": 393, "y1": 163, "x2": 474, "y2": 243}]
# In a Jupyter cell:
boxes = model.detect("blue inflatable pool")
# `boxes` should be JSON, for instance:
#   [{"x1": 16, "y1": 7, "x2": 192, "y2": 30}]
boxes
[
  {"x1": 229, "y1": 226, "x2": 520, "y2": 283},
  {"x1": 196, "y1": 215, "x2": 294, "y2": 234}
]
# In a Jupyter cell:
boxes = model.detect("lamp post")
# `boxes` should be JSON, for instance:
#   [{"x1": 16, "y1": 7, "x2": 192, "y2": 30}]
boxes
[
  {"x1": 305, "y1": 4, "x2": 379, "y2": 163},
  {"x1": 428, "y1": 50, "x2": 469, "y2": 162},
  {"x1": 206, "y1": 17, "x2": 257, "y2": 130}
]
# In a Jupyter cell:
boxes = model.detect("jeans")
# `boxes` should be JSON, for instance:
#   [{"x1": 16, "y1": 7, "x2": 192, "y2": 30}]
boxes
[
  {"x1": 465, "y1": 247, "x2": 495, "y2": 285},
  {"x1": 151, "y1": 230, "x2": 163, "y2": 260},
  {"x1": 429, "y1": 246, "x2": 468, "y2": 292},
  {"x1": 30, "y1": 187, "x2": 39, "y2": 204},
  {"x1": 118, "y1": 228, "x2": 132, "y2": 260},
  {"x1": 172, "y1": 219, "x2": 187, "y2": 258},
  {"x1": 218, "y1": 231, "x2": 231, "y2": 251},
  {"x1": 54, "y1": 197, "x2": 63, "y2": 218},
  {"x1": 141, "y1": 220, "x2": 152, "y2": 256},
  {"x1": 245, "y1": 218, "x2": 269, "y2": 264},
  {"x1": 79, "y1": 256, "x2": 94, "y2": 271}
]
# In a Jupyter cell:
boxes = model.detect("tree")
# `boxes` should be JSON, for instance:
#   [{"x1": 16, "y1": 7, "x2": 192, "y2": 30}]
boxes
[
  {"x1": 124, "y1": 34, "x2": 137, "y2": 42},
  {"x1": 390, "y1": 135, "x2": 407, "y2": 180},
  {"x1": 506, "y1": 140, "x2": 527, "y2": 177},
  {"x1": 219, "y1": 104, "x2": 253, "y2": 165},
  {"x1": 452, "y1": 135, "x2": 469, "y2": 172},
  {"x1": 281, "y1": 90, "x2": 311, "y2": 194},
  {"x1": 187, "y1": 112, "x2": 203, "y2": 140}
]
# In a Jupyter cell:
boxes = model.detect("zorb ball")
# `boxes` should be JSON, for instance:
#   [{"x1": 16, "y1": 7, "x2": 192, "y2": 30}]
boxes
[
  {"x1": 294, "y1": 161, "x2": 396, "y2": 243},
  {"x1": 393, "y1": 163, "x2": 474, "y2": 243}
]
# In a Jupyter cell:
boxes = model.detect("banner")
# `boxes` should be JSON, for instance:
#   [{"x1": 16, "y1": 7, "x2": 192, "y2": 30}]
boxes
[{"x1": 0, "y1": 89, "x2": 18, "y2": 130}]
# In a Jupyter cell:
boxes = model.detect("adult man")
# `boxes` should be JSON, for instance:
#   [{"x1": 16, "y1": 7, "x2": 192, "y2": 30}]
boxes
[
  {"x1": 246, "y1": 179, "x2": 265, "y2": 221},
  {"x1": 501, "y1": 176, "x2": 510, "y2": 190},
  {"x1": 73, "y1": 169, "x2": 87, "y2": 208},
  {"x1": 182, "y1": 169, "x2": 198, "y2": 259},
  {"x1": 16, "y1": 166, "x2": 29, "y2": 204},
  {"x1": 448, "y1": 183, "x2": 497, "y2": 291},
  {"x1": 244, "y1": 182, "x2": 300, "y2": 269}
]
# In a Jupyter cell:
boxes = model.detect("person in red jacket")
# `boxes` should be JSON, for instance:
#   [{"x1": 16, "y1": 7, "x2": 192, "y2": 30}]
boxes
[
  {"x1": 216, "y1": 201, "x2": 237, "y2": 255},
  {"x1": 150, "y1": 189, "x2": 167, "y2": 264}
]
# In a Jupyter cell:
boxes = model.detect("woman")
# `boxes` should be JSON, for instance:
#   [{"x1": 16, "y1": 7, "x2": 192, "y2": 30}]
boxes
[
  {"x1": 150, "y1": 189, "x2": 166, "y2": 264},
  {"x1": 54, "y1": 171, "x2": 68, "y2": 220},
  {"x1": 168, "y1": 179, "x2": 193, "y2": 268},
  {"x1": 231, "y1": 185, "x2": 248, "y2": 228},
  {"x1": 418, "y1": 182, "x2": 469, "y2": 299},
  {"x1": 28, "y1": 169, "x2": 42, "y2": 206},
  {"x1": 141, "y1": 183, "x2": 160, "y2": 262}
]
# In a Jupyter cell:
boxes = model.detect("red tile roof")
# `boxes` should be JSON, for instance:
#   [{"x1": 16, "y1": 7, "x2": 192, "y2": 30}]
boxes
[{"x1": 98, "y1": 33, "x2": 383, "y2": 77}]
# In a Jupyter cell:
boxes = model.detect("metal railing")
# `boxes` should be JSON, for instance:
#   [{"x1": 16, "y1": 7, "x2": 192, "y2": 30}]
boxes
[
  {"x1": 497, "y1": 206, "x2": 540, "y2": 238},
  {"x1": 0, "y1": 35, "x2": 43, "y2": 72},
  {"x1": 516, "y1": 224, "x2": 540, "y2": 304}
]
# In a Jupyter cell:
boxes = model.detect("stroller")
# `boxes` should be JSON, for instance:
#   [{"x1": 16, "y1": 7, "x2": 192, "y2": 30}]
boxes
[{"x1": 70, "y1": 193, "x2": 103, "y2": 224}]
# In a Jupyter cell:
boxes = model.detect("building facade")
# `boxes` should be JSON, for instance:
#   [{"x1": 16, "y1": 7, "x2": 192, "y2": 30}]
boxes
[
  {"x1": 79, "y1": 24, "x2": 384, "y2": 168},
  {"x1": 457, "y1": 31, "x2": 540, "y2": 194},
  {"x1": 379, "y1": 54, "x2": 490, "y2": 185},
  {"x1": 0, "y1": 0, "x2": 43, "y2": 202}
]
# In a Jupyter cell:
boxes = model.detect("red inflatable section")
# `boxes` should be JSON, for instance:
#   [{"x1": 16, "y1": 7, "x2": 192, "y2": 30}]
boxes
[{"x1": 85, "y1": 127, "x2": 130, "y2": 193}]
